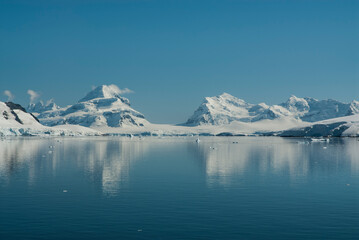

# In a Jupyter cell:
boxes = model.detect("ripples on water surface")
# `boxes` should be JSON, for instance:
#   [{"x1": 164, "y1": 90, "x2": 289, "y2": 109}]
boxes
[{"x1": 0, "y1": 137, "x2": 358, "y2": 239}]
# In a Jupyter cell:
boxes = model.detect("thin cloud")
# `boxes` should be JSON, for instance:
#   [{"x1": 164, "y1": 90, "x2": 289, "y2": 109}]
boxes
[
  {"x1": 46, "y1": 98, "x2": 55, "y2": 105},
  {"x1": 3, "y1": 90, "x2": 14, "y2": 101},
  {"x1": 118, "y1": 87, "x2": 134, "y2": 94},
  {"x1": 27, "y1": 89, "x2": 40, "y2": 104},
  {"x1": 106, "y1": 84, "x2": 134, "y2": 94}
]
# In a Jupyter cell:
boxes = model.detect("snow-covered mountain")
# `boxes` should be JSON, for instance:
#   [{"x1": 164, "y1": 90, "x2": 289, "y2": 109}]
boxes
[
  {"x1": 34, "y1": 84, "x2": 149, "y2": 128},
  {"x1": 288, "y1": 97, "x2": 359, "y2": 122},
  {"x1": 0, "y1": 101, "x2": 100, "y2": 136},
  {"x1": 276, "y1": 114, "x2": 359, "y2": 137},
  {"x1": 185, "y1": 93, "x2": 359, "y2": 126},
  {"x1": 6, "y1": 87, "x2": 357, "y2": 137},
  {"x1": 1, "y1": 101, "x2": 41, "y2": 127},
  {"x1": 27, "y1": 99, "x2": 60, "y2": 116}
]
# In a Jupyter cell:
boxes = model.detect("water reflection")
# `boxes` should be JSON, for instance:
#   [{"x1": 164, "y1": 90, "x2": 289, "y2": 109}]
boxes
[
  {"x1": 0, "y1": 138, "x2": 48, "y2": 185},
  {"x1": 1, "y1": 137, "x2": 359, "y2": 192},
  {"x1": 0, "y1": 137, "x2": 149, "y2": 195},
  {"x1": 345, "y1": 139, "x2": 359, "y2": 173},
  {"x1": 189, "y1": 137, "x2": 359, "y2": 187}
]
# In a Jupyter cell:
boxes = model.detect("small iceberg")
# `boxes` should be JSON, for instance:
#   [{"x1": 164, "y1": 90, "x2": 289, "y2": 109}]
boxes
[{"x1": 311, "y1": 138, "x2": 329, "y2": 142}]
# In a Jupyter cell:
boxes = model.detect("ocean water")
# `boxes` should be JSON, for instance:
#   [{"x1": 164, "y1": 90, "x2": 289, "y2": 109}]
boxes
[{"x1": 0, "y1": 137, "x2": 358, "y2": 240}]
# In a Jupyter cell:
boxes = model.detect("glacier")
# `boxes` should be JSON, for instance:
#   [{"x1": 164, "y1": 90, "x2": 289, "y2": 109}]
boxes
[{"x1": 276, "y1": 114, "x2": 359, "y2": 137}]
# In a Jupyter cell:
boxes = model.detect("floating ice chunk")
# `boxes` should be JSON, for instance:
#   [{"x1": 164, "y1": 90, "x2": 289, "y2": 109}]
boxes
[{"x1": 311, "y1": 138, "x2": 329, "y2": 142}]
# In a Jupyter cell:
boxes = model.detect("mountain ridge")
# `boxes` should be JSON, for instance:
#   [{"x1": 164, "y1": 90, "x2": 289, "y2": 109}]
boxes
[
  {"x1": 185, "y1": 93, "x2": 359, "y2": 126},
  {"x1": 4, "y1": 87, "x2": 358, "y2": 137},
  {"x1": 0, "y1": 101, "x2": 100, "y2": 136}
]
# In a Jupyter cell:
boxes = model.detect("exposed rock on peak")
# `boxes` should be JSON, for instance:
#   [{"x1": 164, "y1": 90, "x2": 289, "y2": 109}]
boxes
[{"x1": 1, "y1": 101, "x2": 41, "y2": 126}]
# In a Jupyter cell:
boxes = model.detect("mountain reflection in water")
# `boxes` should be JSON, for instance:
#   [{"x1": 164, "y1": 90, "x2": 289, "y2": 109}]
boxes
[
  {"x1": 1, "y1": 137, "x2": 358, "y2": 192},
  {"x1": 1, "y1": 137, "x2": 359, "y2": 240}
]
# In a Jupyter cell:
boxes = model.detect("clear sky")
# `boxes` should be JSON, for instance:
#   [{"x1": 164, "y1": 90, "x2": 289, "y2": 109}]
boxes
[{"x1": 0, "y1": 0, "x2": 358, "y2": 123}]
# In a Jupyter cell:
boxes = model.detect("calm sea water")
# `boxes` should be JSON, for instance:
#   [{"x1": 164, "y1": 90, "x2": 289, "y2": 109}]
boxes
[{"x1": 0, "y1": 137, "x2": 358, "y2": 240}]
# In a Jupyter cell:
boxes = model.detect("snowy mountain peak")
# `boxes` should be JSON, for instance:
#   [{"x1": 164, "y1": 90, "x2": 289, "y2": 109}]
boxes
[
  {"x1": 79, "y1": 85, "x2": 129, "y2": 103},
  {"x1": 186, "y1": 93, "x2": 359, "y2": 126},
  {"x1": 348, "y1": 100, "x2": 359, "y2": 115},
  {"x1": 185, "y1": 93, "x2": 252, "y2": 126},
  {"x1": 218, "y1": 92, "x2": 235, "y2": 99},
  {"x1": 303, "y1": 97, "x2": 318, "y2": 102},
  {"x1": 0, "y1": 101, "x2": 101, "y2": 136},
  {"x1": 32, "y1": 84, "x2": 148, "y2": 128},
  {"x1": 287, "y1": 95, "x2": 305, "y2": 102},
  {"x1": 27, "y1": 99, "x2": 60, "y2": 114},
  {"x1": 282, "y1": 95, "x2": 309, "y2": 113},
  {"x1": 210, "y1": 92, "x2": 248, "y2": 107},
  {"x1": 1, "y1": 101, "x2": 41, "y2": 127}
]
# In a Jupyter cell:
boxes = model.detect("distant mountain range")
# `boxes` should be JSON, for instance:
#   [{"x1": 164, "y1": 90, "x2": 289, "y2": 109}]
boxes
[
  {"x1": 1, "y1": 84, "x2": 358, "y2": 137},
  {"x1": 27, "y1": 99, "x2": 60, "y2": 115},
  {"x1": 0, "y1": 101, "x2": 100, "y2": 136},
  {"x1": 185, "y1": 93, "x2": 359, "y2": 126}
]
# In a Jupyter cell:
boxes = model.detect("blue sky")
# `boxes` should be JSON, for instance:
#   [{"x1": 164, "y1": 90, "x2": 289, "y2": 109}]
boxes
[{"x1": 0, "y1": 0, "x2": 358, "y2": 123}]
